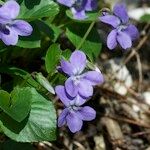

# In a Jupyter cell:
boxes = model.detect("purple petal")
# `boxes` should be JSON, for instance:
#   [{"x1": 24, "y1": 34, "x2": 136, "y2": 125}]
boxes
[
  {"x1": 60, "y1": 59, "x2": 74, "y2": 76},
  {"x1": 77, "y1": 106, "x2": 96, "y2": 121},
  {"x1": 113, "y1": 3, "x2": 129, "y2": 23},
  {"x1": 58, "y1": 108, "x2": 69, "y2": 127},
  {"x1": 85, "y1": 0, "x2": 97, "y2": 11},
  {"x1": 12, "y1": 20, "x2": 33, "y2": 36},
  {"x1": 107, "y1": 29, "x2": 117, "y2": 50},
  {"x1": 70, "y1": 50, "x2": 86, "y2": 75},
  {"x1": 83, "y1": 71, "x2": 104, "y2": 86},
  {"x1": 117, "y1": 31, "x2": 132, "y2": 49},
  {"x1": 0, "y1": 0, "x2": 20, "y2": 20},
  {"x1": 65, "y1": 77, "x2": 78, "y2": 98},
  {"x1": 78, "y1": 79, "x2": 93, "y2": 98},
  {"x1": 74, "y1": 95, "x2": 87, "y2": 106},
  {"x1": 1, "y1": 27, "x2": 18, "y2": 45},
  {"x1": 66, "y1": 111, "x2": 83, "y2": 133},
  {"x1": 57, "y1": 0, "x2": 74, "y2": 7},
  {"x1": 99, "y1": 15, "x2": 120, "y2": 28},
  {"x1": 0, "y1": 12, "x2": 10, "y2": 24},
  {"x1": 124, "y1": 24, "x2": 139, "y2": 40},
  {"x1": 55, "y1": 85, "x2": 71, "y2": 106},
  {"x1": 71, "y1": 7, "x2": 87, "y2": 20}
]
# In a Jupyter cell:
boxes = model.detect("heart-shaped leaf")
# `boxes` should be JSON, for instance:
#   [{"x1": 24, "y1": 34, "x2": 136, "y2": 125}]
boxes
[
  {"x1": 18, "y1": 0, "x2": 59, "y2": 21},
  {"x1": 0, "y1": 88, "x2": 31, "y2": 122},
  {"x1": 0, "y1": 87, "x2": 56, "y2": 142},
  {"x1": 45, "y1": 44, "x2": 62, "y2": 74}
]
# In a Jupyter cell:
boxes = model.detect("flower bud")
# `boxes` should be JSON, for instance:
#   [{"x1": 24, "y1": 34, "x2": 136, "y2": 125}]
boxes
[{"x1": 35, "y1": 73, "x2": 55, "y2": 94}]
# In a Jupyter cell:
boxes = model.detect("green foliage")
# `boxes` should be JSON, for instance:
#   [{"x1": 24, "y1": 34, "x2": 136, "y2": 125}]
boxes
[
  {"x1": 15, "y1": 0, "x2": 60, "y2": 48},
  {"x1": 62, "y1": 49, "x2": 72, "y2": 60},
  {"x1": 140, "y1": 14, "x2": 150, "y2": 22},
  {"x1": 0, "y1": 66, "x2": 39, "y2": 88},
  {"x1": 0, "y1": 88, "x2": 31, "y2": 122},
  {"x1": 0, "y1": 87, "x2": 56, "y2": 142},
  {"x1": 18, "y1": 0, "x2": 59, "y2": 21},
  {"x1": 0, "y1": 140, "x2": 35, "y2": 150},
  {"x1": 45, "y1": 44, "x2": 62, "y2": 74},
  {"x1": 0, "y1": 0, "x2": 104, "y2": 145},
  {"x1": 35, "y1": 72, "x2": 55, "y2": 94},
  {"x1": 66, "y1": 23, "x2": 102, "y2": 62},
  {"x1": 35, "y1": 20, "x2": 62, "y2": 42}
]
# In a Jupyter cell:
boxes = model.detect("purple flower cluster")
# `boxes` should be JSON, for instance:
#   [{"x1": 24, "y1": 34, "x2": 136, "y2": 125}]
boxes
[
  {"x1": 57, "y1": 0, "x2": 97, "y2": 20},
  {"x1": 0, "y1": 0, "x2": 33, "y2": 45},
  {"x1": 99, "y1": 3, "x2": 139, "y2": 50},
  {"x1": 55, "y1": 50, "x2": 104, "y2": 132}
]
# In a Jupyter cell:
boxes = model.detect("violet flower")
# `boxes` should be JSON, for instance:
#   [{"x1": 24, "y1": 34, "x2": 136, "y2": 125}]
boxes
[
  {"x1": 99, "y1": 3, "x2": 139, "y2": 50},
  {"x1": 57, "y1": 0, "x2": 97, "y2": 20},
  {"x1": 55, "y1": 85, "x2": 96, "y2": 133},
  {"x1": 0, "y1": 0, "x2": 33, "y2": 45},
  {"x1": 60, "y1": 50, "x2": 104, "y2": 98}
]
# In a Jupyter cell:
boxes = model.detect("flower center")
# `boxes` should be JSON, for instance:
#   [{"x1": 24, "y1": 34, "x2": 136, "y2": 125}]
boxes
[
  {"x1": 73, "y1": 0, "x2": 86, "y2": 11},
  {"x1": 72, "y1": 75, "x2": 81, "y2": 86},
  {"x1": 117, "y1": 25, "x2": 127, "y2": 32},
  {"x1": 75, "y1": 0, "x2": 82, "y2": 6},
  {"x1": 101, "y1": 8, "x2": 110, "y2": 16},
  {"x1": 68, "y1": 104, "x2": 80, "y2": 112},
  {"x1": 0, "y1": 24, "x2": 10, "y2": 35}
]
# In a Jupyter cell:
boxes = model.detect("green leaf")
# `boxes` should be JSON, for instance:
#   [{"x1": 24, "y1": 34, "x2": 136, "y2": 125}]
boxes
[
  {"x1": 0, "y1": 87, "x2": 56, "y2": 142},
  {"x1": 0, "y1": 90, "x2": 10, "y2": 108},
  {"x1": 0, "y1": 44, "x2": 8, "y2": 54},
  {"x1": 0, "y1": 66, "x2": 39, "y2": 88},
  {"x1": 35, "y1": 20, "x2": 62, "y2": 42},
  {"x1": 66, "y1": 10, "x2": 99, "y2": 22},
  {"x1": 66, "y1": 23, "x2": 102, "y2": 62},
  {"x1": 0, "y1": 66, "x2": 28, "y2": 77},
  {"x1": 51, "y1": 73, "x2": 67, "y2": 86},
  {"x1": 18, "y1": 0, "x2": 59, "y2": 21},
  {"x1": 140, "y1": 14, "x2": 150, "y2": 22},
  {"x1": 45, "y1": 44, "x2": 62, "y2": 74},
  {"x1": 48, "y1": 24, "x2": 62, "y2": 42},
  {"x1": 0, "y1": 140, "x2": 35, "y2": 150},
  {"x1": 0, "y1": 88, "x2": 31, "y2": 122},
  {"x1": 35, "y1": 72, "x2": 55, "y2": 94},
  {"x1": 62, "y1": 49, "x2": 72, "y2": 60}
]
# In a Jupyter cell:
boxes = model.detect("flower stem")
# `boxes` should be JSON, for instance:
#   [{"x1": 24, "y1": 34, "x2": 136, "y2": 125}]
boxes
[
  {"x1": 76, "y1": 9, "x2": 102, "y2": 50},
  {"x1": 0, "y1": 0, "x2": 4, "y2": 4},
  {"x1": 76, "y1": 21, "x2": 95, "y2": 50}
]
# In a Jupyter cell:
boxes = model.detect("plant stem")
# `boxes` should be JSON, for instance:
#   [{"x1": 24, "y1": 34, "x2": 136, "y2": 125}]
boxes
[
  {"x1": 0, "y1": 0, "x2": 4, "y2": 4},
  {"x1": 76, "y1": 21, "x2": 95, "y2": 50},
  {"x1": 76, "y1": 9, "x2": 102, "y2": 50},
  {"x1": 58, "y1": 21, "x2": 73, "y2": 28}
]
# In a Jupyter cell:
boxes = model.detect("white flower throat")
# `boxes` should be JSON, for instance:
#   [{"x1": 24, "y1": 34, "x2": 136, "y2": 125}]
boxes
[{"x1": 72, "y1": 75, "x2": 82, "y2": 86}]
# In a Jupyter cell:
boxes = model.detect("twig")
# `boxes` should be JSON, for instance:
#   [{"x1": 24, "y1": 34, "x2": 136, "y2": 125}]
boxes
[
  {"x1": 108, "y1": 115, "x2": 150, "y2": 129},
  {"x1": 123, "y1": 24, "x2": 150, "y2": 65},
  {"x1": 41, "y1": 141, "x2": 60, "y2": 150},
  {"x1": 132, "y1": 131, "x2": 150, "y2": 137},
  {"x1": 101, "y1": 117, "x2": 124, "y2": 146},
  {"x1": 73, "y1": 141, "x2": 85, "y2": 150},
  {"x1": 135, "y1": 51, "x2": 143, "y2": 92},
  {"x1": 97, "y1": 86, "x2": 127, "y2": 101}
]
